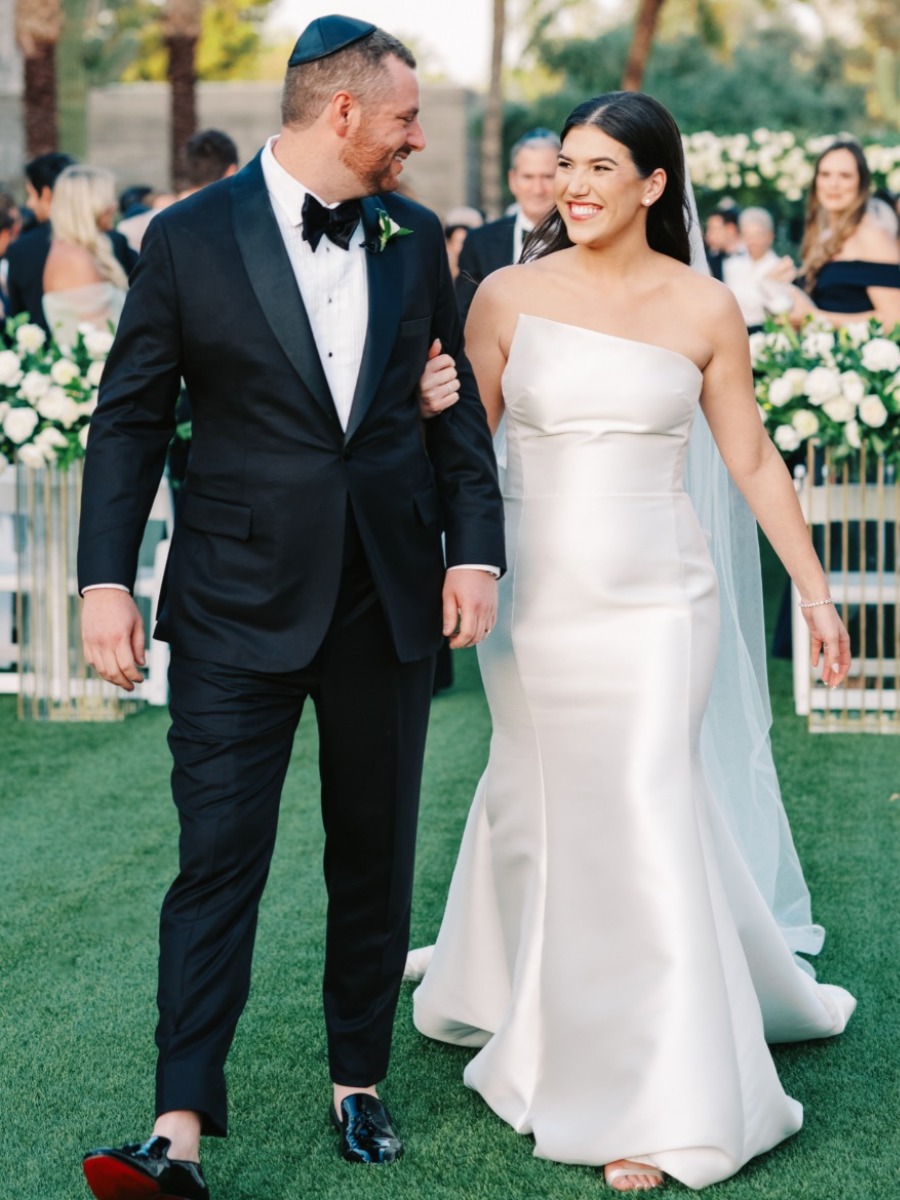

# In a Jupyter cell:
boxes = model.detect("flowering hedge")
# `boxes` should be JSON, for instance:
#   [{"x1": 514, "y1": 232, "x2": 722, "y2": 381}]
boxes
[
  {"x1": 0, "y1": 317, "x2": 113, "y2": 472},
  {"x1": 683, "y1": 129, "x2": 900, "y2": 204},
  {"x1": 753, "y1": 317, "x2": 900, "y2": 466}
]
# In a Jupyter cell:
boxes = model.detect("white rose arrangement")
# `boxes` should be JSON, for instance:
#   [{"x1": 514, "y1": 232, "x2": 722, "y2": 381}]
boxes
[
  {"x1": 0, "y1": 316, "x2": 112, "y2": 472},
  {"x1": 754, "y1": 316, "x2": 900, "y2": 468}
]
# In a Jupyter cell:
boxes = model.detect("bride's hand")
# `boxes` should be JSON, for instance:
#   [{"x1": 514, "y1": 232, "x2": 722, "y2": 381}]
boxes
[
  {"x1": 418, "y1": 338, "x2": 460, "y2": 418},
  {"x1": 802, "y1": 603, "x2": 851, "y2": 688}
]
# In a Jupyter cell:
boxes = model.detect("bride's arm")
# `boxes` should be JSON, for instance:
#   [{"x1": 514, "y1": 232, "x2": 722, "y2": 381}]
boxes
[
  {"x1": 699, "y1": 288, "x2": 851, "y2": 688},
  {"x1": 465, "y1": 273, "x2": 513, "y2": 434}
]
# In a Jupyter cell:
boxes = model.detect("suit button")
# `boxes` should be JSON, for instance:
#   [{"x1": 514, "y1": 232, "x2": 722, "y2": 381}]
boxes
[{"x1": 342, "y1": 449, "x2": 352, "y2": 462}]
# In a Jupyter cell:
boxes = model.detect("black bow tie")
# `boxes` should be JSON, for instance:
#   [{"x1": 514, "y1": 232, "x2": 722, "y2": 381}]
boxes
[{"x1": 301, "y1": 193, "x2": 361, "y2": 252}]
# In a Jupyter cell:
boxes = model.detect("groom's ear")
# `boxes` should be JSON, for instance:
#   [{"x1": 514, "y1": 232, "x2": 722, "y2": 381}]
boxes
[{"x1": 329, "y1": 89, "x2": 360, "y2": 139}]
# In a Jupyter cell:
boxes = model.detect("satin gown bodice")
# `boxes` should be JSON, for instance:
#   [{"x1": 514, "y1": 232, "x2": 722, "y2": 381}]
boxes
[{"x1": 413, "y1": 315, "x2": 854, "y2": 1190}]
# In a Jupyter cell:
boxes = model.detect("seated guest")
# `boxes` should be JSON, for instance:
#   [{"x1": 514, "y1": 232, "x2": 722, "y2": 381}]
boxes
[
  {"x1": 0, "y1": 190, "x2": 22, "y2": 318},
  {"x1": 444, "y1": 205, "x2": 483, "y2": 281},
  {"x1": 704, "y1": 203, "x2": 741, "y2": 281},
  {"x1": 456, "y1": 128, "x2": 560, "y2": 321},
  {"x1": 6, "y1": 152, "x2": 135, "y2": 332},
  {"x1": 775, "y1": 141, "x2": 900, "y2": 328},
  {"x1": 121, "y1": 129, "x2": 240, "y2": 254},
  {"x1": 723, "y1": 207, "x2": 793, "y2": 332},
  {"x1": 42, "y1": 165, "x2": 129, "y2": 347}
]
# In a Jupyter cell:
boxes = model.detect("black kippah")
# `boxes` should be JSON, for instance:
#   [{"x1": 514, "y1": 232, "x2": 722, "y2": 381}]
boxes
[{"x1": 287, "y1": 15, "x2": 377, "y2": 68}]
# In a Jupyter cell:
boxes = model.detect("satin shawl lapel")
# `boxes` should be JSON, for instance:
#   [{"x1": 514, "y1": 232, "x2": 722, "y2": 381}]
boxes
[
  {"x1": 344, "y1": 196, "x2": 405, "y2": 443},
  {"x1": 230, "y1": 154, "x2": 338, "y2": 428}
]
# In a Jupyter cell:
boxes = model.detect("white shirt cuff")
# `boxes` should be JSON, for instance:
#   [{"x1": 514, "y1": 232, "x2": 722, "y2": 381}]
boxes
[
  {"x1": 82, "y1": 583, "x2": 131, "y2": 595},
  {"x1": 448, "y1": 564, "x2": 501, "y2": 578}
]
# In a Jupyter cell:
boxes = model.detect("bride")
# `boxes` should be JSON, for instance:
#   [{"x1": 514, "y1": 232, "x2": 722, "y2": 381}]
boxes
[{"x1": 412, "y1": 92, "x2": 855, "y2": 1192}]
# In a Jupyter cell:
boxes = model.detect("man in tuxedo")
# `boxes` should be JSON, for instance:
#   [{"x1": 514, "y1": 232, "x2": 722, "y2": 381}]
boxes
[
  {"x1": 455, "y1": 128, "x2": 560, "y2": 322},
  {"x1": 6, "y1": 152, "x2": 137, "y2": 331},
  {"x1": 78, "y1": 16, "x2": 504, "y2": 1200},
  {"x1": 704, "y1": 203, "x2": 742, "y2": 282}
]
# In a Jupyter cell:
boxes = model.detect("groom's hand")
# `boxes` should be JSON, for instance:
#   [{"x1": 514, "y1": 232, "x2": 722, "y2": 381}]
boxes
[
  {"x1": 443, "y1": 569, "x2": 497, "y2": 648},
  {"x1": 81, "y1": 588, "x2": 147, "y2": 691},
  {"x1": 418, "y1": 339, "x2": 460, "y2": 418}
]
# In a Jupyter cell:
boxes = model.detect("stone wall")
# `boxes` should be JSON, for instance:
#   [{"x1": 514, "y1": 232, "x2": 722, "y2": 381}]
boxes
[
  {"x1": 88, "y1": 81, "x2": 479, "y2": 221},
  {"x1": 0, "y1": 6, "x2": 24, "y2": 185}
]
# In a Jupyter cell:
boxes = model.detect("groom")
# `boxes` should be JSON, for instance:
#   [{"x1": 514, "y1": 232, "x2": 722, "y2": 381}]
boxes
[{"x1": 78, "y1": 16, "x2": 504, "y2": 1199}]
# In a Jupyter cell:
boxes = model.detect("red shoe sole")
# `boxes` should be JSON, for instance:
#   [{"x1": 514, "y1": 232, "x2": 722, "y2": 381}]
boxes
[{"x1": 83, "y1": 1156, "x2": 182, "y2": 1200}]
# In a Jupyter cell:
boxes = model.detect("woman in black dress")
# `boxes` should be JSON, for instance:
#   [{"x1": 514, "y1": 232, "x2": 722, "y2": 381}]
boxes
[{"x1": 784, "y1": 140, "x2": 900, "y2": 327}]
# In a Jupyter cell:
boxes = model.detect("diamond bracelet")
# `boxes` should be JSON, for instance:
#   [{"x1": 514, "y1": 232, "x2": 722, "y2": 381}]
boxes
[{"x1": 798, "y1": 597, "x2": 835, "y2": 609}]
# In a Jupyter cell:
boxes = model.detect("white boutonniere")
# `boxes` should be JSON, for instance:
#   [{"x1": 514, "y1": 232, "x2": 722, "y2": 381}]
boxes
[{"x1": 368, "y1": 207, "x2": 413, "y2": 253}]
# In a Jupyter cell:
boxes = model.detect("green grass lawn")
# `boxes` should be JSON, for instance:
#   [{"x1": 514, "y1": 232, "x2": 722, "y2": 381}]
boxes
[{"x1": 1, "y1": 545, "x2": 897, "y2": 1199}]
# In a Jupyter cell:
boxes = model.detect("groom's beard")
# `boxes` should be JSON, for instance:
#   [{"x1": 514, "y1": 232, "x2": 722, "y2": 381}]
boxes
[{"x1": 340, "y1": 134, "x2": 411, "y2": 195}]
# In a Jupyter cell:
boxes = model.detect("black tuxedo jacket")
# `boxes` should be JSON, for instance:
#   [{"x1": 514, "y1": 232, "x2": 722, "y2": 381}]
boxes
[
  {"x1": 77, "y1": 153, "x2": 505, "y2": 672},
  {"x1": 6, "y1": 221, "x2": 137, "y2": 332},
  {"x1": 455, "y1": 215, "x2": 516, "y2": 324}
]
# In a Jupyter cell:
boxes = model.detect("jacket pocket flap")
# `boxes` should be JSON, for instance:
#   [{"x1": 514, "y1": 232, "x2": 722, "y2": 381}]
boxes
[
  {"x1": 399, "y1": 316, "x2": 432, "y2": 337},
  {"x1": 182, "y1": 492, "x2": 252, "y2": 541}
]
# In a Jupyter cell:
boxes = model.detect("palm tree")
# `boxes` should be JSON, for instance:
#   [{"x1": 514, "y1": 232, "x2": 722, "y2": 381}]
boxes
[
  {"x1": 164, "y1": 0, "x2": 203, "y2": 190},
  {"x1": 481, "y1": 0, "x2": 506, "y2": 220},
  {"x1": 622, "y1": 0, "x2": 668, "y2": 92},
  {"x1": 15, "y1": 0, "x2": 61, "y2": 156}
]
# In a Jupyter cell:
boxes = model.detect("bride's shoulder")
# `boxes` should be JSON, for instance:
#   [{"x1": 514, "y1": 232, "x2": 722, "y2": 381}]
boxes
[
  {"x1": 470, "y1": 262, "x2": 545, "y2": 316},
  {"x1": 668, "y1": 261, "x2": 743, "y2": 327}
]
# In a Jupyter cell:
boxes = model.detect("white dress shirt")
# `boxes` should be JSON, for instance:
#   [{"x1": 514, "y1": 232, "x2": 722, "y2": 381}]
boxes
[
  {"x1": 261, "y1": 136, "x2": 367, "y2": 431},
  {"x1": 513, "y1": 210, "x2": 535, "y2": 264}
]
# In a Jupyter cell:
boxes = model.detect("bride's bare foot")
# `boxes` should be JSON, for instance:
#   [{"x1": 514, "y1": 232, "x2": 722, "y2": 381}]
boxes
[{"x1": 604, "y1": 1160, "x2": 664, "y2": 1191}]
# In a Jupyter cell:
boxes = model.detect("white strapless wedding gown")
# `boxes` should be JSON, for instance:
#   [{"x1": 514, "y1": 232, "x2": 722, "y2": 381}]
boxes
[{"x1": 412, "y1": 315, "x2": 855, "y2": 1190}]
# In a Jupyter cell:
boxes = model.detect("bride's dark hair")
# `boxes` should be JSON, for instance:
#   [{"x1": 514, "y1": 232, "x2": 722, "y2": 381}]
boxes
[{"x1": 522, "y1": 91, "x2": 692, "y2": 265}]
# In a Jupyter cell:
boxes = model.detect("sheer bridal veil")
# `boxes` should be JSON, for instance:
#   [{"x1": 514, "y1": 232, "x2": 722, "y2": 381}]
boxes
[{"x1": 682, "y1": 180, "x2": 824, "y2": 964}]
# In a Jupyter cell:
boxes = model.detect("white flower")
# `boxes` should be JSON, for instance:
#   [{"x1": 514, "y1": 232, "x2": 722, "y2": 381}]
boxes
[
  {"x1": 83, "y1": 327, "x2": 115, "y2": 359},
  {"x1": 845, "y1": 419, "x2": 862, "y2": 449},
  {"x1": 774, "y1": 424, "x2": 801, "y2": 452},
  {"x1": 783, "y1": 368, "x2": 808, "y2": 396},
  {"x1": 861, "y1": 338, "x2": 900, "y2": 373},
  {"x1": 804, "y1": 367, "x2": 843, "y2": 405},
  {"x1": 2, "y1": 406, "x2": 40, "y2": 444},
  {"x1": 0, "y1": 349, "x2": 23, "y2": 387},
  {"x1": 792, "y1": 410, "x2": 820, "y2": 438},
  {"x1": 845, "y1": 322, "x2": 870, "y2": 347},
  {"x1": 34, "y1": 425, "x2": 69, "y2": 451},
  {"x1": 839, "y1": 371, "x2": 866, "y2": 404},
  {"x1": 0, "y1": 401, "x2": 8, "y2": 422},
  {"x1": 801, "y1": 330, "x2": 836, "y2": 359},
  {"x1": 50, "y1": 358, "x2": 81, "y2": 386},
  {"x1": 765, "y1": 331, "x2": 792, "y2": 354},
  {"x1": 822, "y1": 396, "x2": 856, "y2": 423},
  {"x1": 86, "y1": 359, "x2": 105, "y2": 387},
  {"x1": 15, "y1": 442, "x2": 48, "y2": 468},
  {"x1": 37, "y1": 387, "x2": 81, "y2": 428},
  {"x1": 15, "y1": 323, "x2": 46, "y2": 354},
  {"x1": 858, "y1": 394, "x2": 889, "y2": 428},
  {"x1": 80, "y1": 393, "x2": 98, "y2": 415},
  {"x1": 18, "y1": 369, "x2": 51, "y2": 402},
  {"x1": 768, "y1": 376, "x2": 795, "y2": 407},
  {"x1": 78, "y1": 425, "x2": 91, "y2": 451},
  {"x1": 748, "y1": 331, "x2": 767, "y2": 365}
]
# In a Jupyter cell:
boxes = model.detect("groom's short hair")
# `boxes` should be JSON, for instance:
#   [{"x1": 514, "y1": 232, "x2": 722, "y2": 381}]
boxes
[{"x1": 281, "y1": 28, "x2": 416, "y2": 130}]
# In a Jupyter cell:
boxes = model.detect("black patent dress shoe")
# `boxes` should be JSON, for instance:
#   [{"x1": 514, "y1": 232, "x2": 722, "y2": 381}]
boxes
[
  {"x1": 330, "y1": 1093, "x2": 404, "y2": 1163},
  {"x1": 82, "y1": 1135, "x2": 209, "y2": 1200}
]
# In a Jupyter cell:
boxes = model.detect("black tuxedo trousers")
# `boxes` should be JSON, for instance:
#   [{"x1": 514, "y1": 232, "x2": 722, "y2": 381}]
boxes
[{"x1": 158, "y1": 511, "x2": 435, "y2": 1136}]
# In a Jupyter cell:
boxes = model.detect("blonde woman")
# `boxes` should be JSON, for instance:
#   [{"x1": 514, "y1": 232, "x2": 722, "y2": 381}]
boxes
[{"x1": 42, "y1": 165, "x2": 130, "y2": 346}]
